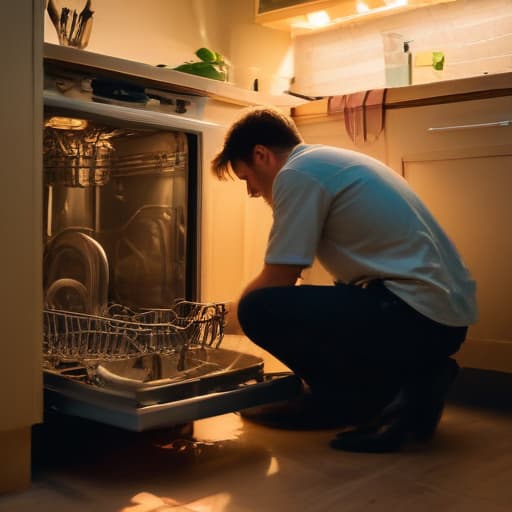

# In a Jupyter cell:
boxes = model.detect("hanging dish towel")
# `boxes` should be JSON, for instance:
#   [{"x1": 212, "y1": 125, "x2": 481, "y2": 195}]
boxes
[
  {"x1": 364, "y1": 88, "x2": 386, "y2": 143},
  {"x1": 328, "y1": 89, "x2": 386, "y2": 145}
]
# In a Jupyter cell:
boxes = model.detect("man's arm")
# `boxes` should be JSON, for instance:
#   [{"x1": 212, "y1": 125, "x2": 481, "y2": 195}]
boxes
[
  {"x1": 225, "y1": 263, "x2": 305, "y2": 334},
  {"x1": 241, "y1": 263, "x2": 305, "y2": 297}
]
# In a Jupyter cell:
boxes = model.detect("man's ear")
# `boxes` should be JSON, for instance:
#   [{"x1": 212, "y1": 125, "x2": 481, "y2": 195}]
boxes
[{"x1": 252, "y1": 144, "x2": 270, "y2": 164}]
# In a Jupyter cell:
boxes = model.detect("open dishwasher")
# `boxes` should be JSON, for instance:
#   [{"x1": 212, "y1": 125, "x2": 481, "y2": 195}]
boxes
[{"x1": 41, "y1": 80, "x2": 301, "y2": 431}]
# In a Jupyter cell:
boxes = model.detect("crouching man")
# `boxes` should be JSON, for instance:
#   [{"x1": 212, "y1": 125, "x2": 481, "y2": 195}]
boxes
[{"x1": 211, "y1": 106, "x2": 477, "y2": 453}]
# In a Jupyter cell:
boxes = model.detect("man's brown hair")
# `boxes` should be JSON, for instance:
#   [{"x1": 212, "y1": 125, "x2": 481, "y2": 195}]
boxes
[{"x1": 211, "y1": 106, "x2": 303, "y2": 180}]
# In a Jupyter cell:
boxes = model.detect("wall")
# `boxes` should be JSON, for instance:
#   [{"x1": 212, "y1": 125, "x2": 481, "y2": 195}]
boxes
[
  {"x1": 44, "y1": 0, "x2": 293, "y2": 94},
  {"x1": 292, "y1": 0, "x2": 512, "y2": 96}
]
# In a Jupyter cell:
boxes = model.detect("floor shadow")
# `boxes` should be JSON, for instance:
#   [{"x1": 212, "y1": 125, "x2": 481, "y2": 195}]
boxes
[{"x1": 32, "y1": 412, "x2": 271, "y2": 488}]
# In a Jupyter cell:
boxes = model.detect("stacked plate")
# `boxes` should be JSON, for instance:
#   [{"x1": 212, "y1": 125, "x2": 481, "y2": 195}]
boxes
[{"x1": 44, "y1": 229, "x2": 109, "y2": 315}]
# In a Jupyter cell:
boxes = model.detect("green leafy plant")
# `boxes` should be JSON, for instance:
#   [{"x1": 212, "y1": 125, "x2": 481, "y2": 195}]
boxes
[{"x1": 172, "y1": 48, "x2": 228, "y2": 81}]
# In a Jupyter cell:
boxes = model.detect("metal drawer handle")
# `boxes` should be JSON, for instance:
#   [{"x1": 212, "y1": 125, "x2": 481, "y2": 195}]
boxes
[{"x1": 428, "y1": 120, "x2": 512, "y2": 132}]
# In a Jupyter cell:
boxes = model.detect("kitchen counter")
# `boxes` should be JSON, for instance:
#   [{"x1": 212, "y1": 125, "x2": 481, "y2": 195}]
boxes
[
  {"x1": 44, "y1": 43, "x2": 305, "y2": 109},
  {"x1": 292, "y1": 71, "x2": 512, "y2": 118}
]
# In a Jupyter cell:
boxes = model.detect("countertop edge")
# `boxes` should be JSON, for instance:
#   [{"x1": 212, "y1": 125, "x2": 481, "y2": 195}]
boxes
[{"x1": 292, "y1": 72, "x2": 512, "y2": 119}]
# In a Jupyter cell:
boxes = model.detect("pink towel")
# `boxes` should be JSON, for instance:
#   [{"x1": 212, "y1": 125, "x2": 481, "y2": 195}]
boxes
[
  {"x1": 344, "y1": 91, "x2": 368, "y2": 145},
  {"x1": 364, "y1": 88, "x2": 386, "y2": 143},
  {"x1": 328, "y1": 89, "x2": 386, "y2": 145},
  {"x1": 327, "y1": 95, "x2": 346, "y2": 115}
]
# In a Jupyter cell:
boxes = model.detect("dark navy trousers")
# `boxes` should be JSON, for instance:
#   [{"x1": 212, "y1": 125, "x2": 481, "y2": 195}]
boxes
[{"x1": 237, "y1": 281, "x2": 467, "y2": 415}]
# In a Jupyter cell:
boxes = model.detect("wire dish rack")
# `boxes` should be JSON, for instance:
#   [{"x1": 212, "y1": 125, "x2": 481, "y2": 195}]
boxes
[{"x1": 43, "y1": 300, "x2": 226, "y2": 365}]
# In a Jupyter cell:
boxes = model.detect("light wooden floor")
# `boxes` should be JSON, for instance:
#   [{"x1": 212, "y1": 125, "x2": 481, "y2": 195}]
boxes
[{"x1": 0, "y1": 398, "x2": 511, "y2": 512}]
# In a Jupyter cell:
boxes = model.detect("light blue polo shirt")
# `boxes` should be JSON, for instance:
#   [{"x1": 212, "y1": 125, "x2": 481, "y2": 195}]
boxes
[{"x1": 265, "y1": 144, "x2": 477, "y2": 327}]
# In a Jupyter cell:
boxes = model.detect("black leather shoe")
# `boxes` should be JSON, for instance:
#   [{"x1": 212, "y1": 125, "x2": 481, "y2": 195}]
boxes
[
  {"x1": 411, "y1": 357, "x2": 459, "y2": 441},
  {"x1": 240, "y1": 383, "x2": 381, "y2": 430},
  {"x1": 330, "y1": 358, "x2": 459, "y2": 453},
  {"x1": 241, "y1": 386, "x2": 356, "y2": 430},
  {"x1": 330, "y1": 416, "x2": 412, "y2": 453}
]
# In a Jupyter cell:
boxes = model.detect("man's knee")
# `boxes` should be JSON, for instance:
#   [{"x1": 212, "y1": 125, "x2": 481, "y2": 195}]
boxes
[{"x1": 237, "y1": 288, "x2": 270, "y2": 338}]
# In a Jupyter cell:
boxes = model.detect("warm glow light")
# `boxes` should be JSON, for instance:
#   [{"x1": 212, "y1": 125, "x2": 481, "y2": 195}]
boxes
[
  {"x1": 305, "y1": 10, "x2": 331, "y2": 27},
  {"x1": 292, "y1": 0, "x2": 410, "y2": 31},
  {"x1": 193, "y1": 412, "x2": 243, "y2": 442},
  {"x1": 356, "y1": 1, "x2": 370, "y2": 13},
  {"x1": 122, "y1": 492, "x2": 231, "y2": 512},
  {"x1": 45, "y1": 116, "x2": 88, "y2": 130},
  {"x1": 385, "y1": 0, "x2": 408, "y2": 6},
  {"x1": 266, "y1": 456, "x2": 280, "y2": 476}
]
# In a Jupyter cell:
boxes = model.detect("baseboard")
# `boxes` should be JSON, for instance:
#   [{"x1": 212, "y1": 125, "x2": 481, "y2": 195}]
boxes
[
  {"x1": 454, "y1": 338, "x2": 512, "y2": 373},
  {"x1": 448, "y1": 367, "x2": 512, "y2": 412}
]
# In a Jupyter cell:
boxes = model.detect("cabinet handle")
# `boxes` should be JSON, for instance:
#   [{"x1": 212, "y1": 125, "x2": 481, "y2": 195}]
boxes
[{"x1": 427, "y1": 120, "x2": 512, "y2": 132}]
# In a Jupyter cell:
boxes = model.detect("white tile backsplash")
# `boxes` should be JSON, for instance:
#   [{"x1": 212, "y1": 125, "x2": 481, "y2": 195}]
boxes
[{"x1": 292, "y1": 0, "x2": 512, "y2": 96}]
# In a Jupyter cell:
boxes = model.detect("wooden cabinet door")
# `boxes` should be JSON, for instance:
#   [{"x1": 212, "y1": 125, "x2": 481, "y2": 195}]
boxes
[
  {"x1": 385, "y1": 92, "x2": 512, "y2": 371},
  {"x1": 0, "y1": 1, "x2": 43, "y2": 430},
  {"x1": 0, "y1": 0, "x2": 43, "y2": 494},
  {"x1": 403, "y1": 144, "x2": 512, "y2": 371}
]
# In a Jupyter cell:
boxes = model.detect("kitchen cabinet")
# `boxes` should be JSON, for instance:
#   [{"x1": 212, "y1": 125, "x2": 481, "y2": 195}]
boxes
[
  {"x1": 255, "y1": 0, "x2": 456, "y2": 33},
  {"x1": 0, "y1": 0, "x2": 43, "y2": 494},
  {"x1": 399, "y1": 146, "x2": 512, "y2": 371},
  {"x1": 293, "y1": 73, "x2": 512, "y2": 372},
  {"x1": 384, "y1": 86, "x2": 512, "y2": 373}
]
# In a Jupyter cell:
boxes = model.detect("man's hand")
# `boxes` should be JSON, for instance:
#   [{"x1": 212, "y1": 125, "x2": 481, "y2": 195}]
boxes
[
  {"x1": 222, "y1": 264, "x2": 305, "y2": 336},
  {"x1": 223, "y1": 301, "x2": 244, "y2": 335}
]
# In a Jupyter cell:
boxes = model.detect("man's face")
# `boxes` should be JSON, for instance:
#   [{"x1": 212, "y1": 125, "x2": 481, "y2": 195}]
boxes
[
  {"x1": 232, "y1": 160, "x2": 271, "y2": 203},
  {"x1": 231, "y1": 146, "x2": 280, "y2": 206}
]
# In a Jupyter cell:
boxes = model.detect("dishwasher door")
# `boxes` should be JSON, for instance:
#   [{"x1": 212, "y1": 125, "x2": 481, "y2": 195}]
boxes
[
  {"x1": 42, "y1": 301, "x2": 301, "y2": 432},
  {"x1": 44, "y1": 368, "x2": 301, "y2": 431}
]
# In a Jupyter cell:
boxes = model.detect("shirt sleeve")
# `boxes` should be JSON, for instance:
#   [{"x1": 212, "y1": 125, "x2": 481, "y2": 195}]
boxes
[{"x1": 265, "y1": 168, "x2": 332, "y2": 266}]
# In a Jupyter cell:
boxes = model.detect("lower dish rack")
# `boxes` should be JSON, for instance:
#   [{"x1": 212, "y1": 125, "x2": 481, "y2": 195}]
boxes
[
  {"x1": 43, "y1": 300, "x2": 264, "y2": 398},
  {"x1": 43, "y1": 300, "x2": 227, "y2": 362},
  {"x1": 42, "y1": 301, "x2": 301, "y2": 431}
]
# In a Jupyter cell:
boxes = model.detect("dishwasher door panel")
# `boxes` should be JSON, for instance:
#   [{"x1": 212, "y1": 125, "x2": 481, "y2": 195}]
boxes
[{"x1": 44, "y1": 372, "x2": 301, "y2": 431}]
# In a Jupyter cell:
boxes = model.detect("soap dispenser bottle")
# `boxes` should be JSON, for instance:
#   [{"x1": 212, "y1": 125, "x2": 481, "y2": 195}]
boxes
[
  {"x1": 403, "y1": 41, "x2": 412, "y2": 86},
  {"x1": 383, "y1": 34, "x2": 412, "y2": 87}
]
